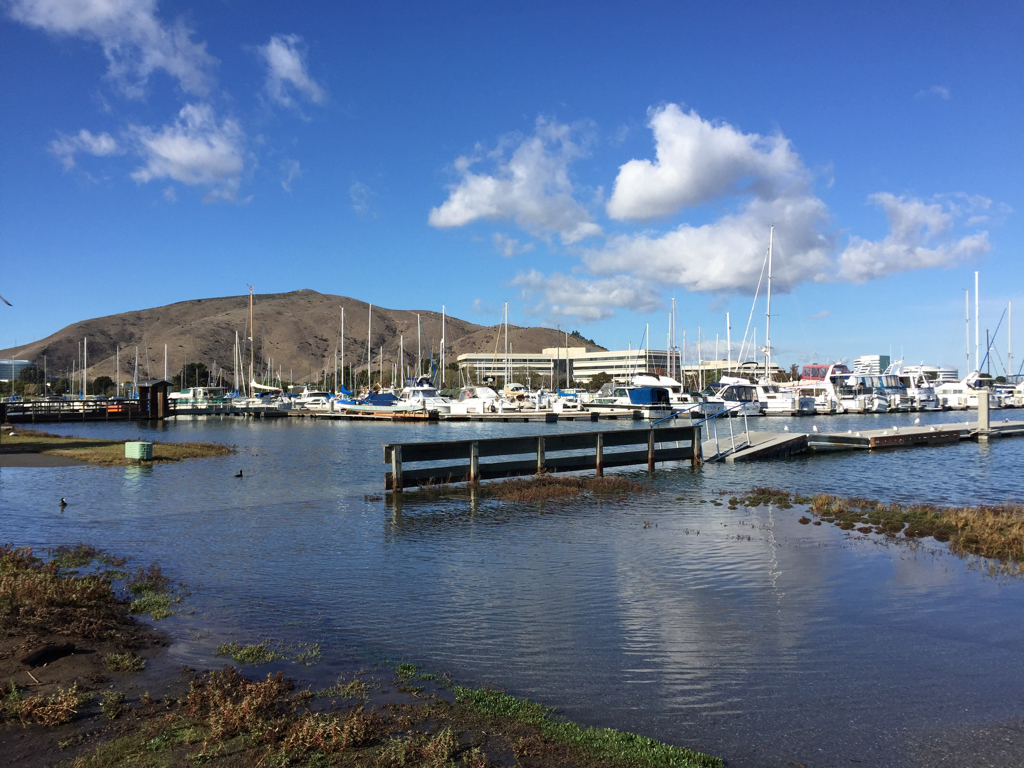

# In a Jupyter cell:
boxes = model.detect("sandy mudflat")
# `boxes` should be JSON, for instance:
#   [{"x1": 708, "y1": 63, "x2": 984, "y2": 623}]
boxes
[{"x1": 0, "y1": 453, "x2": 89, "y2": 467}]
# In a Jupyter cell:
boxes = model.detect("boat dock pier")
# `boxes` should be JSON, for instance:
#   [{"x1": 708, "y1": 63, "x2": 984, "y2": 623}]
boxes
[{"x1": 382, "y1": 414, "x2": 1024, "y2": 489}]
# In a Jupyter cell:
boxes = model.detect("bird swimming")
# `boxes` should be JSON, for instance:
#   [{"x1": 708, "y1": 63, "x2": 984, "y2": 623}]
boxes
[
  {"x1": 812, "y1": 425, "x2": 818, "y2": 432},
  {"x1": 914, "y1": 417, "x2": 921, "y2": 424},
  {"x1": 235, "y1": 470, "x2": 243, "y2": 478},
  {"x1": 59, "y1": 498, "x2": 67, "y2": 508}
]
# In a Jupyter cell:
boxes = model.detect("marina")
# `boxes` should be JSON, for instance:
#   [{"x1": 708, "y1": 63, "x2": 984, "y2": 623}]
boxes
[{"x1": 2, "y1": 410, "x2": 1023, "y2": 768}]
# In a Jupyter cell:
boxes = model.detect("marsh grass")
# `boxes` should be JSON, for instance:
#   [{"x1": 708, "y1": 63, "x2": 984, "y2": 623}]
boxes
[
  {"x1": 453, "y1": 686, "x2": 722, "y2": 768},
  {"x1": 1, "y1": 682, "x2": 89, "y2": 726},
  {"x1": 214, "y1": 641, "x2": 285, "y2": 665},
  {"x1": 0, "y1": 543, "x2": 183, "y2": 637},
  {"x1": 102, "y1": 652, "x2": 146, "y2": 673},
  {"x1": 732, "y1": 488, "x2": 1024, "y2": 574},
  {"x1": 403, "y1": 474, "x2": 647, "y2": 504},
  {"x1": 0, "y1": 428, "x2": 233, "y2": 465},
  {"x1": 67, "y1": 663, "x2": 721, "y2": 768},
  {"x1": 809, "y1": 494, "x2": 1024, "y2": 571}
]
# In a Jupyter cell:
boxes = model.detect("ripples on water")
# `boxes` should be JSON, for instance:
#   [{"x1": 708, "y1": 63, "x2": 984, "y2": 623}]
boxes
[{"x1": 2, "y1": 411, "x2": 1023, "y2": 767}]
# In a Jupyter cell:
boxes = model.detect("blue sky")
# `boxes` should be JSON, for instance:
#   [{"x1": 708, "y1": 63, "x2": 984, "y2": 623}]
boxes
[{"x1": 2, "y1": 1, "x2": 1021, "y2": 375}]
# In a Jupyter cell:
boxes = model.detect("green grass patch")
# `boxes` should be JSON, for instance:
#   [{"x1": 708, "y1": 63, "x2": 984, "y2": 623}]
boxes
[
  {"x1": 102, "y1": 652, "x2": 146, "y2": 673},
  {"x1": 454, "y1": 686, "x2": 723, "y2": 768},
  {"x1": 214, "y1": 641, "x2": 285, "y2": 665}
]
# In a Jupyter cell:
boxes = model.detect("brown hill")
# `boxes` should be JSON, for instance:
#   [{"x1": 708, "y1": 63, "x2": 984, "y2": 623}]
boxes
[{"x1": 1, "y1": 290, "x2": 603, "y2": 386}]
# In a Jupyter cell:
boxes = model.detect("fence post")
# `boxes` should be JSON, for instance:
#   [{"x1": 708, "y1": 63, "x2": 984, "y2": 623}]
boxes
[
  {"x1": 647, "y1": 429, "x2": 655, "y2": 472},
  {"x1": 470, "y1": 441, "x2": 479, "y2": 484},
  {"x1": 536, "y1": 436, "x2": 545, "y2": 474},
  {"x1": 391, "y1": 445, "x2": 403, "y2": 493},
  {"x1": 692, "y1": 425, "x2": 703, "y2": 466},
  {"x1": 595, "y1": 432, "x2": 604, "y2": 477}
]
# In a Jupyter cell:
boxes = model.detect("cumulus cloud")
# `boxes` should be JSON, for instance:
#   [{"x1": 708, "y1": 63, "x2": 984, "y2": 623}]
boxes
[
  {"x1": 492, "y1": 233, "x2": 534, "y2": 258},
  {"x1": 49, "y1": 129, "x2": 121, "y2": 170},
  {"x1": 512, "y1": 270, "x2": 661, "y2": 322},
  {"x1": 587, "y1": 196, "x2": 833, "y2": 294},
  {"x1": 128, "y1": 103, "x2": 246, "y2": 201},
  {"x1": 7, "y1": 0, "x2": 216, "y2": 97},
  {"x1": 606, "y1": 104, "x2": 807, "y2": 221},
  {"x1": 429, "y1": 118, "x2": 602, "y2": 244},
  {"x1": 258, "y1": 34, "x2": 324, "y2": 108},
  {"x1": 837, "y1": 193, "x2": 991, "y2": 282}
]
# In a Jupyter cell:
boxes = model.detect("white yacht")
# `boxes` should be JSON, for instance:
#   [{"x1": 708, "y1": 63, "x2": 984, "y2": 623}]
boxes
[
  {"x1": 398, "y1": 378, "x2": 451, "y2": 414},
  {"x1": 934, "y1": 373, "x2": 1000, "y2": 410},
  {"x1": 448, "y1": 385, "x2": 503, "y2": 415}
]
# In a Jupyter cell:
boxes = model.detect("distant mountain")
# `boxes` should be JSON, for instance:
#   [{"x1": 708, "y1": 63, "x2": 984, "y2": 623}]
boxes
[{"x1": 1, "y1": 290, "x2": 604, "y2": 384}]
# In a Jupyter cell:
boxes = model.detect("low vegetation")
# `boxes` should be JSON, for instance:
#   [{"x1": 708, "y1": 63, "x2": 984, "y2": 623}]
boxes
[
  {"x1": 0, "y1": 543, "x2": 183, "y2": 640},
  {"x1": 0, "y1": 427, "x2": 233, "y2": 465},
  {"x1": 405, "y1": 474, "x2": 648, "y2": 503},
  {"x1": 727, "y1": 488, "x2": 1024, "y2": 573},
  {"x1": 63, "y1": 664, "x2": 721, "y2": 768}
]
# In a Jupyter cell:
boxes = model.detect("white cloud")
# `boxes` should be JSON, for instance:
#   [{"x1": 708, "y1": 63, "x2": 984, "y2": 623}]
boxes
[
  {"x1": 258, "y1": 34, "x2": 324, "y2": 108},
  {"x1": 128, "y1": 103, "x2": 246, "y2": 201},
  {"x1": 49, "y1": 128, "x2": 120, "y2": 170},
  {"x1": 837, "y1": 193, "x2": 991, "y2": 282},
  {"x1": 429, "y1": 118, "x2": 602, "y2": 245},
  {"x1": 586, "y1": 195, "x2": 833, "y2": 294},
  {"x1": 280, "y1": 159, "x2": 301, "y2": 192},
  {"x1": 470, "y1": 298, "x2": 496, "y2": 315},
  {"x1": 916, "y1": 85, "x2": 950, "y2": 100},
  {"x1": 162, "y1": 185, "x2": 175, "y2": 202},
  {"x1": 492, "y1": 233, "x2": 534, "y2": 258},
  {"x1": 349, "y1": 180, "x2": 374, "y2": 215},
  {"x1": 7, "y1": 0, "x2": 215, "y2": 97},
  {"x1": 809, "y1": 310, "x2": 829, "y2": 320},
  {"x1": 512, "y1": 270, "x2": 661, "y2": 322},
  {"x1": 606, "y1": 104, "x2": 807, "y2": 221}
]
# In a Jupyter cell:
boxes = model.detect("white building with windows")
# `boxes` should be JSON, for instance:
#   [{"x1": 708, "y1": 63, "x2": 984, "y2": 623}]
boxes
[{"x1": 456, "y1": 348, "x2": 783, "y2": 387}]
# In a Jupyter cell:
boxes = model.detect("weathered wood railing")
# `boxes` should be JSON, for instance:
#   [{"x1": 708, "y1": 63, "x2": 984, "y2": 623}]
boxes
[
  {"x1": 383, "y1": 425, "x2": 701, "y2": 492},
  {"x1": 1, "y1": 399, "x2": 140, "y2": 423}
]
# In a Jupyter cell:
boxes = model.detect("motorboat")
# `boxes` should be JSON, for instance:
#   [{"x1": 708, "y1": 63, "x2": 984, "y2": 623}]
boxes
[
  {"x1": 631, "y1": 372, "x2": 718, "y2": 416},
  {"x1": 585, "y1": 384, "x2": 674, "y2": 419},
  {"x1": 449, "y1": 385, "x2": 503, "y2": 415},
  {"x1": 398, "y1": 377, "x2": 451, "y2": 414}
]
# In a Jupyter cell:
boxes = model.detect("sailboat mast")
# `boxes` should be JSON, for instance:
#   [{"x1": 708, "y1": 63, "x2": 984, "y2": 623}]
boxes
[
  {"x1": 441, "y1": 305, "x2": 446, "y2": 388},
  {"x1": 765, "y1": 225, "x2": 773, "y2": 381},
  {"x1": 417, "y1": 314, "x2": 421, "y2": 376},
  {"x1": 341, "y1": 308, "x2": 345, "y2": 391},
  {"x1": 367, "y1": 303, "x2": 372, "y2": 390},
  {"x1": 504, "y1": 301, "x2": 509, "y2": 386},
  {"x1": 965, "y1": 289, "x2": 970, "y2": 376},
  {"x1": 727, "y1": 311, "x2": 732, "y2": 375},
  {"x1": 1009, "y1": 301, "x2": 1013, "y2": 381},
  {"x1": 975, "y1": 271, "x2": 979, "y2": 372},
  {"x1": 249, "y1": 286, "x2": 255, "y2": 392}
]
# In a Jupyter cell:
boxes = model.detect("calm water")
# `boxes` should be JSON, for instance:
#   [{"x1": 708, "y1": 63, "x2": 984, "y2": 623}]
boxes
[{"x1": 2, "y1": 412, "x2": 1023, "y2": 767}]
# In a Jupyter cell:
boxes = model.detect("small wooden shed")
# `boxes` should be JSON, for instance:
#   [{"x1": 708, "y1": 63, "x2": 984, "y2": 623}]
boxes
[{"x1": 137, "y1": 379, "x2": 171, "y2": 420}]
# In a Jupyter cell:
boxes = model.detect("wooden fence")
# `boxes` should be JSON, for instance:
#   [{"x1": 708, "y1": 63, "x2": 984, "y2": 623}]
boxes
[{"x1": 383, "y1": 424, "x2": 701, "y2": 491}]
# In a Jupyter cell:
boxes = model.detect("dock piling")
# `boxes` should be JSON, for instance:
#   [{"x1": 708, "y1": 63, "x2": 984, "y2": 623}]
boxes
[
  {"x1": 536, "y1": 436, "x2": 546, "y2": 474},
  {"x1": 391, "y1": 445, "x2": 403, "y2": 492},
  {"x1": 595, "y1": 433, "x2": 604, "y2": 476},
  {"x1": 470, "y1": 441, "x2": 480, "y2": 484}
]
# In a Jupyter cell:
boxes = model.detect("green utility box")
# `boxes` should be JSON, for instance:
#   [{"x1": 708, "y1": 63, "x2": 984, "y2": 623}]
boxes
[{"x1": 125, "y1": 441, "x2": 153, "y2": 461}]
